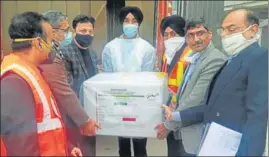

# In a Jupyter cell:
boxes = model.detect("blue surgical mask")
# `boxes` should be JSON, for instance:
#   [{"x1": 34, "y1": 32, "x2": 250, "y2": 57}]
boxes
[
  {"x1": 123, "y1": 24, "x2": 138, "y2": 38},
  {"x1": 59, "y1": 32, "x2": 72, "y2": 47}
]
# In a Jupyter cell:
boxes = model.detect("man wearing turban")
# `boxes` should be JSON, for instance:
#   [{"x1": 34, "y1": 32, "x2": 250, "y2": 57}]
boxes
[
  {"x1": 102, "y1": 6, "x2": 156, "y2": 157},
  {"x1": 155, "y1": 15, "x2": 193, "y2": 156}
]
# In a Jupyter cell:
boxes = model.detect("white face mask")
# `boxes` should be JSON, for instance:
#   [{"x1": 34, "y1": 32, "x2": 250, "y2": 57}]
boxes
[
  {"x1": 222, "y1": 25, "x2": 259, "y2": 56},
  {"x1": 164, "y1": 36, "x2": 185, "y2": 64}
]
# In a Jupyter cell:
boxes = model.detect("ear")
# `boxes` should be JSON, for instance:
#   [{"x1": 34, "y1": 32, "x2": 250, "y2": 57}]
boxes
[
  {"x1": 32, "y1": 38, "x2": 42, "y2": 49},
  {"x1": 208, "y1": 29, "x2": 213, "y2": 39},
  {"x1": 250, "y1": 24, "x2": 259, "y2": 37}
]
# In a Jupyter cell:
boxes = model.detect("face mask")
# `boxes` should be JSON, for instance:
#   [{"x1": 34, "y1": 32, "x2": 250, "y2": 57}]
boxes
[
  {"x1": 222, "y1": 25, "x2": 259, "y2": 56},
  {"x1": 123, "y1": 24, "x2": 138, "y2": 38},
  {"x1": 59, "y1": 32, "x2": 72, "y2": 47},
  {"x1": 13, "y1": 37, "x2": 55, "y2": 64},
  {"x1": 74, "y1": 33, "x2": 93, "y2": 49},
  {"x1": 40, "y1": 40, "x2": 57, "y2": 64},
  {"x1": 164, "y1": 36, "x2": 185, "y2": 64}
]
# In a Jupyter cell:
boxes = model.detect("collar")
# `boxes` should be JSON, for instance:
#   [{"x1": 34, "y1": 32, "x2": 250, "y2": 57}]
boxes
[
  {"x1": 37, "y1": 66, "x2": 43, "y2": 73},
  {"x1": 119, "y1": 34, "x2": 140, "y2": 39},
  {"x1": 185, "y1": 52, "x2": 201, "y2": 63}
]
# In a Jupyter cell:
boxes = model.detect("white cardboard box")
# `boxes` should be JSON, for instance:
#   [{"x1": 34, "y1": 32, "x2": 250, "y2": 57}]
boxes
[{"x1": 81, "y1": 72, "x2": 169, "y2": 138}]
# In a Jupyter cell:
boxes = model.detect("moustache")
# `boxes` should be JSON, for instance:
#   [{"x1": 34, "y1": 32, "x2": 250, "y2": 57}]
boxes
[{"x1": 193, "y1": 41, "x2": 203, "y2": 47}]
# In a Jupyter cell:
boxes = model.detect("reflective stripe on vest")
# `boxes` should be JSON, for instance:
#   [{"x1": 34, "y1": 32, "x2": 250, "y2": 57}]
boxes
[
  {"x1": 1, "y1": 64, "x2": 62, "y2": 133},
  {"x1": 37, "y1": 118, "x2": 62, "y2": 133},
  {"x1": 168, "y1": 78, "x2": 177, "y2": 85}
]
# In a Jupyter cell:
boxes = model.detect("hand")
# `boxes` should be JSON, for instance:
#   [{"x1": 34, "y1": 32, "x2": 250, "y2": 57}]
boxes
[
  {"x1": 169, "y1": 102, "x2": 176, "y2": 111},
  {"x1": 161, "y1": 104, "x2": 173, "y2": 121},
  {"x1": 70, "y1": 147, "x2": 82, "y2": 157},
  {"x1": 155, "y1": 122, "x2": 169, "y2": 140},
  {"x1": 79, "y1": 119, "x2": 102, "y2": 136}
]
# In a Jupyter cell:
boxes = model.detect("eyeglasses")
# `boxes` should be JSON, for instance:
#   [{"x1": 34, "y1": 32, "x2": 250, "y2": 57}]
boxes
[
  {"x1": 54, "y1": 27, "x2": 70, "y2": 34},
  {"x1": 186, "y1": 30, "x2": 207, "y2": 40},
  {"x1": 217, "y1": 25, "x2": 246, "y2": 36}
]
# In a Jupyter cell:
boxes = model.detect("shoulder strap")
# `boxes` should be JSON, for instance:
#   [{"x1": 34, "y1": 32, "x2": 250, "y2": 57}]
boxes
[{"x1": 167, "y1": 42, "x2": 188, "y2": 75}]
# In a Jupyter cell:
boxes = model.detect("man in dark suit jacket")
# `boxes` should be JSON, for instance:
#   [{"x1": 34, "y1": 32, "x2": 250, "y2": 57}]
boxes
[
  {"x1": 163, "y1": 8, "x2": 268, "y2": 156},
  {"x1": 61, "y1": 14, "x2": 98, "y2": 156},
  {"x1": 62, "y1": 15, "x2": 98, "y2": 97}
]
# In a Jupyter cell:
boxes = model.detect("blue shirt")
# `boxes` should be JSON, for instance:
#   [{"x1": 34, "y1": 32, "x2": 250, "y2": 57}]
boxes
[
  {"x1": 178, "y1": 52, "x2": 201, "y2": 97},
  {"x1": 172, "y1": 52, "x2": 201, "y2": 121}
]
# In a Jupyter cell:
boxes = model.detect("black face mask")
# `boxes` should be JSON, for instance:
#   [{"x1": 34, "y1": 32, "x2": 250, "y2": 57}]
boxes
[{"x1": 75, "y1": 33, "x2": 93, "y2": 48}]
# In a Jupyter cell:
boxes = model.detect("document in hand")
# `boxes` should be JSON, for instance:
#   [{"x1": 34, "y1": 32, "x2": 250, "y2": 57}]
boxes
[
  {"x1": 80, "y1": 72, "x2": 169, "y2": 138},
  {"x1": 197, "y1": 122, "x2": 242, "y2": 156}
]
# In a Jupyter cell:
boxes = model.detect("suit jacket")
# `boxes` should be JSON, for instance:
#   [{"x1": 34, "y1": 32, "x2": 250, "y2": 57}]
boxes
[
  {"x1": 61, "y1": 41, "x2": 98, "y2": 156},
  {"x1": 61, "y1": 41, "x2": 98, "y2": 98},
  {"x1": 40, "y1": 52, "x2": 89, "y2": 127},
  {"x1": 179, "y1": 42, "x2": 268, "y2": 156},
  {"x1": 40, "y1": 51, "x2": 90, "y2": 152},
  {"x1": 164, "y1": 42, "x2": 227, "y2": 153}
]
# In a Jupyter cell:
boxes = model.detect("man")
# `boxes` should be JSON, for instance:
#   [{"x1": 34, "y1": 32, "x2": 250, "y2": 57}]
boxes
[
  {"x1": 1, "y1": 11, "x2": 68, "y2": 156},
  {"x1": 160, "y1": 15, "x2": 192, "y2": 107},
  {"x1": 158, "y1": 18, "x2": 227, "y2": 156},
  {"x1": 163, "y1": 8, "x2": 268, "y2": 156},
  {"x1": 154, "y1": 15, "x2": 192, "y2": 157},
  {"x1": 154, "y1": 15, "x2": 192, "y2": 156},
  {"x1": 61, "y1": 14, "x2": 98, "y2": 156},
  {"x1": 41, "y1": 10, "x2": 100, "y2": 156},
  {"x1": 102, "y1": 6, "x2": 155, "y2": 157},
  {"x1": 43, "y1": 11, "x2": 73, "y2": 47},
  {"x1": 62, "y1": 14, "x2": 98, "y2": 96}
]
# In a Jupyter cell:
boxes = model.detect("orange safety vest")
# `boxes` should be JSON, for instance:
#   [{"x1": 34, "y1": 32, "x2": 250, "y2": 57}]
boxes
[
  {"x1": 162, "y1": 46, "x2": 192, "y2": 103},
  {"x1": 0, "y1": 54, "x2": 68, "y2": 156},
  {"x1": 1, "y1": 138, "x2": 7, "y2": 156}
]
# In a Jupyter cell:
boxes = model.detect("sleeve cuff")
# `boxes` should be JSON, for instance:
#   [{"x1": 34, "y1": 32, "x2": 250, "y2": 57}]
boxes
[
  {"x1": 164, "y1": 121, "x2": 176, "y2": 131},
  {"x1": 163, "y1": 121, "x2": 170, "y2": 130},
  {"x1": 172, "y1": 111, "x2": 181, "y2": 121}
]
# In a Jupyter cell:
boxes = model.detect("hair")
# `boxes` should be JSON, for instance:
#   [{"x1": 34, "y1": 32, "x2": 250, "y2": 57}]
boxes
[
  {"x1": 8, "y1": 11, "x2": 48, "y2": 51},
  {"x1": 72, "y1": 14, "x2": 95, "y2": 29},
  {"x1": 42, "y1": 10, "x2": 67, "y2": 29},
  {"x1": 224, "y1": 8, "x2": 260, "y2": 26},
  {"x1": 185, "y1": 17, "x2": 209, "y2": 32}
]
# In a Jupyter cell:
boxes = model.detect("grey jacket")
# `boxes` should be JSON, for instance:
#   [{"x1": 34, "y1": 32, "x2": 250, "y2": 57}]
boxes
[{"x1": 164, "y1": 42, "x2": 227, "y2": 154}]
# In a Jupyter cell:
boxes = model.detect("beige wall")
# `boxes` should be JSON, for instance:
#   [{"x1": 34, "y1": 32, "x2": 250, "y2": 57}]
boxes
[{"x1": 1, "y1": 1, "x2": 155, "y2": 59}]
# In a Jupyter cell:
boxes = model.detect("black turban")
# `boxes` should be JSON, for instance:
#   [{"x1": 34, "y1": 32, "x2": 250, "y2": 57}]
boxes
[
  {"x1": 119, "y1": 6, "x2": 144, "y2": 25},
  {"x1": 160, "y1": 15, "x2": 186, "y2": 37}
]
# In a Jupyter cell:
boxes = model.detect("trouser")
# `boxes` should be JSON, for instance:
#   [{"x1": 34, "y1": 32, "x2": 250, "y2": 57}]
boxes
[
  {"x1": 78, "y1": 136, "x2": 96, "y2": 156},
  {"x1": 64, "y1": 116, "x2": 96, "y2": 156},
  {"x1": 167, "y1": 132, "x2": 195, "y2": 157},
  {"x1": 118, "y1": 137, "x2": 147, "y2": 157}
]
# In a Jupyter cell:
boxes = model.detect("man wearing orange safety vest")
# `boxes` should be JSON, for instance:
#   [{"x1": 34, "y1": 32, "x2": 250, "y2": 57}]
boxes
[
  {"x1": 0, "y1": 12, "x2": 75, "y2": 156},
  {"x1": 161, "y1": 16, "x2": 192, "y2": 109},
  {"x1": 160, "y1": 15, "x2": 192, "y2": 107},
  {"x1": 155, "y1": 15, "x2": 192, "y2": 156}
]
